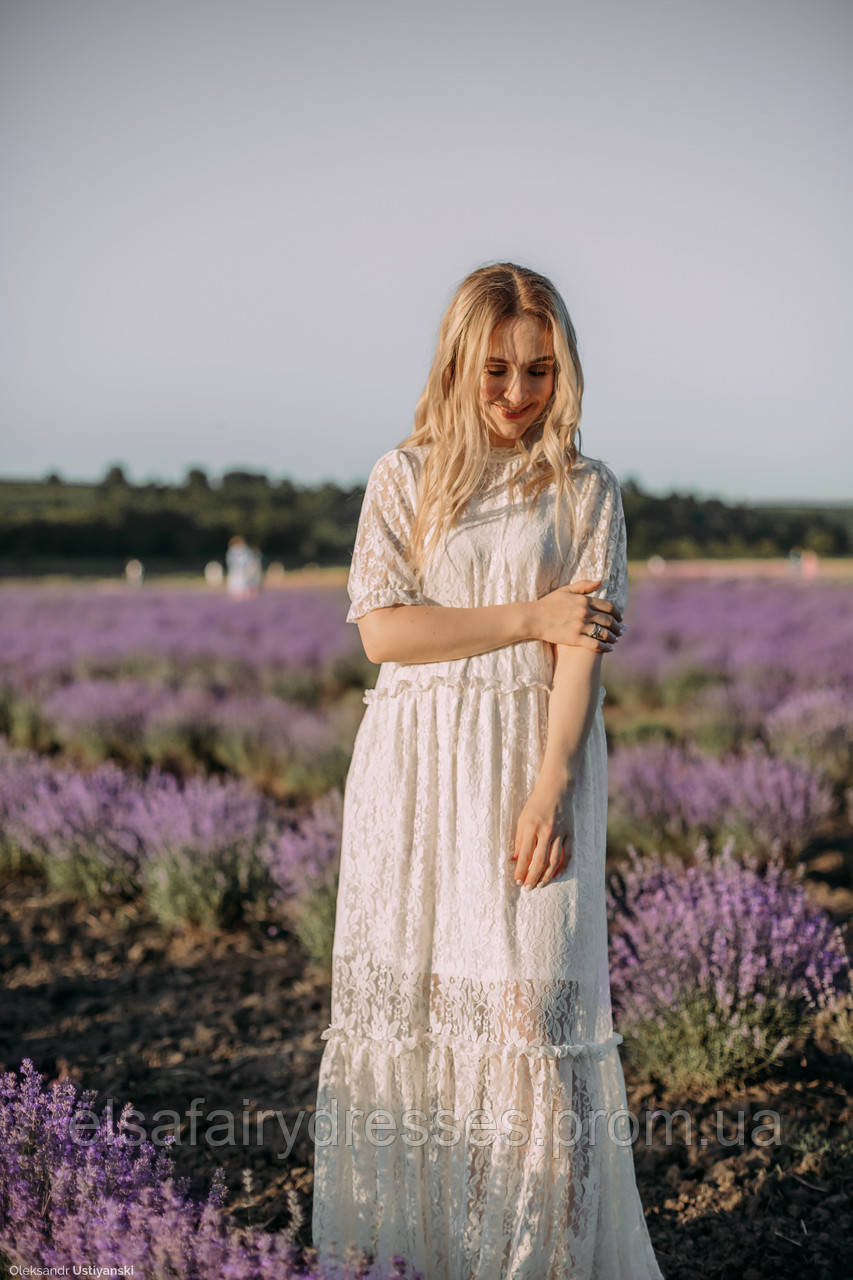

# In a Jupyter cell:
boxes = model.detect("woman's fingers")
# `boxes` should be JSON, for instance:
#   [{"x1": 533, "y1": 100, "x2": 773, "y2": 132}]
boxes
[
  {"x1": 512, "y1": 821, "x2": 543, "y2": 887},
  {"x1": 579, "y1": 633, "x2": 615, "y2": 654},
  {"x1": 587, "y1": 609, "x2": 625, "y2": 636},
  {"x1": 511, "y1": 827, "x2": 536, "y2": 885},
  {"x1": 521, "y1": 832, "x2": 551, "y2": 889},
  {"x1": 513, "y1": 828, "x2": 568, "y2": 890},
  {"x1": 565, "y1": 583, "x2": 623, "y2": 626},
  {"x1": 537, "y1": 835, "x2": 566, "y2": 888},
  {"x1": 587, "y1": 595, "x2": 623, "y2": 624}
]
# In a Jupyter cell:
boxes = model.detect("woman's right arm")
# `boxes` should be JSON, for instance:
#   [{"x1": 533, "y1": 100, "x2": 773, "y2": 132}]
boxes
[
  {"x1": 349, "y1": 450, "x2": 625, "y2": 666},
  {"x1": 356, "y1": 579, "x2": 623, "y2": 665}
]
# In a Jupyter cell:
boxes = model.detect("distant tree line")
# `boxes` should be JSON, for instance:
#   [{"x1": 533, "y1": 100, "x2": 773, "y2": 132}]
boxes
[
  {"x1": 0, "y1": 465, "x2": 848, "y2": 574},
  {"x1": 620, "y1": 479, "x2": 851, "y2": 559}
]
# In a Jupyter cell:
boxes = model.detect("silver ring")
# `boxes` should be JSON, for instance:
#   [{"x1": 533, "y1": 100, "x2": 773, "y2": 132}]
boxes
[{"x1": 591, "y1": 622, "x2": 605, "y2": 640}]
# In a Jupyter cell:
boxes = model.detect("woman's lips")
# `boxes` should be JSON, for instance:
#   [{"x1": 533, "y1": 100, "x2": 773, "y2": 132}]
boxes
[{"x1": 499, "y1": 406, "x2": 530, "y2": 419}]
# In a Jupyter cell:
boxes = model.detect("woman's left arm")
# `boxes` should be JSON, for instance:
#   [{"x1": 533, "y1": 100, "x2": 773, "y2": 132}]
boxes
[
  {"x1": 511, "y1": 463, "x2": 627, "y2": 891},
  {"x1": 510, "y1": 643, "x2": 603, "y2": 891}
]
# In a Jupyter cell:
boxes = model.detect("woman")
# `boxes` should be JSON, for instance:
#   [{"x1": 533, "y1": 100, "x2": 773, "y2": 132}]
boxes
[{"x1": 311, "y1": 263, "x2": 664, "y2": 1279}]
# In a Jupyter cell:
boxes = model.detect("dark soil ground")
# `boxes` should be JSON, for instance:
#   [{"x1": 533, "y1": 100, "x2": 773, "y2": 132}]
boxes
[{"x1": 2, "y1": 847, "x2": 852, "y2": 1280}]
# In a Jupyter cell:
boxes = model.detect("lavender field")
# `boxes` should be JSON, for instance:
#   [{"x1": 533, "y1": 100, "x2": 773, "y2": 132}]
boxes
[{"x1": 1, "y1": 573, "x2": 853, "y2": 1279}]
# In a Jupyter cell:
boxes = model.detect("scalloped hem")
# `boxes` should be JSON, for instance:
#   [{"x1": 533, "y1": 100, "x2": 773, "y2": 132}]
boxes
[{"x1": 320, "y1": 1024, "x2": 624, "y2": 1062}]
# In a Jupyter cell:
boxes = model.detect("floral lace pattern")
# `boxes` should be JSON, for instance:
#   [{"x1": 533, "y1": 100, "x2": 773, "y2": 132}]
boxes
[
  {"x1": 312, "y1": 446, "x2": 664, "y2": 1279},
  {"x1": 320, "y1": 956, "x2": 625, "y2": 1061}
]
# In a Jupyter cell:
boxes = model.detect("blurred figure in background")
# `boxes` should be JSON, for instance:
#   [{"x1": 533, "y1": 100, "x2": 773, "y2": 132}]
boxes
[
  {"x1": 226, "y1": 536, "x2": 252, "y2": 598},
  {"x1": 204, "y1": 560, "x2": 224, "y2": 587},
  {"x1": 246, "y1": 544, "x2": 264, "y2": 596},
  {"x1": 124, "y1": 558, "x2": 144, "y2": 587}
]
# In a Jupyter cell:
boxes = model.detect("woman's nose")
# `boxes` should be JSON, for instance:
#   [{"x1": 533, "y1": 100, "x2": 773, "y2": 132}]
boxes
[{"x1": 504, "y1": 372, "x2": 525, "y2": 404}]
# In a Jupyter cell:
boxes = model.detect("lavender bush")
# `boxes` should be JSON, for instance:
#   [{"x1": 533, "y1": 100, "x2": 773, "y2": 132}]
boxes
[
  {"x1": 261, "y1": 789, "x2": 343, "y2": 970},
  {"x1": 0, "y1": 1057, "x2": 422, "y2": 1279},
  {"x1": 293, "y1": 878, "x2": 340, "y2": 974},
  {"x1": 607, "y1": 741, "x2": 834, "y2": 859},
  {"x1": 606, "y1": 577, "x2": 853, "y2": 693},
  {"x1": 0, "y1": 738, "x2": 343, "y2": 931},
  {"x1": 677, "y1": 674, "x2": 796, "y2": 754},
  {"x1": 261, "y1": 788, "x2": 342, "y2": 901},
  {"x1": 40, "y1": 679, "x2": 211, "y2": 770},
  {"x1": 811, "y1": 988, "x2": 853, "y2": 1059},
  {"x1": 606, "y1": 840, "x2": 851, "y2": 1093},
  {"x1": 127, "y1": 769, "x2": 281, "y2": 930},
  {"x1": 0, "y1": 744, "x2": 147, "y2": 897},
  {"x1": 0, "y1": 745, "x2": 65, "y2": 876},
  {"x1": 37, "y1": 677, "x2": 350, "y2": 798},
  {"x1": 764, "y1": 686, "x2": 853, "y2": 786}
]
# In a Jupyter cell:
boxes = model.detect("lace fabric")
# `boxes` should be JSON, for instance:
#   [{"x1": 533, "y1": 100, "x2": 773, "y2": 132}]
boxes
[{"x1": 312, "y1": 446, "x2": 664, "y2": 1279}]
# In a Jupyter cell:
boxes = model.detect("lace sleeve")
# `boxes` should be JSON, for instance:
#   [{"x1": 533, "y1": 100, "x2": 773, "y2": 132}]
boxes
[
  {"x1": 345, "y1": 449, "x2": 427, "y2": 623},
  {"x1": 568, "y1": 463, "x2": 629, "y2": 617}
]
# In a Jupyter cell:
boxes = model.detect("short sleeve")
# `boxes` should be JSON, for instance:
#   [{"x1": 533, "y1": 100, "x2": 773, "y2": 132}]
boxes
[
  {"x1": 345, "y1": 449, "x2": 428, "y2": 623},
  {"x1": 567, "y1": 463, "x2": 629, "y2": 617}
]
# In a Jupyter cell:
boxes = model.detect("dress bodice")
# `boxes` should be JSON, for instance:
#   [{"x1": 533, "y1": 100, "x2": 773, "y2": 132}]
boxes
[{"x1": 346, "y1": 444, "x2": 628, "y2": 703}]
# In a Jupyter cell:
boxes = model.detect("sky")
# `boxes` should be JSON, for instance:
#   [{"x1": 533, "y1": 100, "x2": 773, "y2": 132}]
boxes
[{"x1": 1, "y1": 0, "x2": 851, "y2": 503}]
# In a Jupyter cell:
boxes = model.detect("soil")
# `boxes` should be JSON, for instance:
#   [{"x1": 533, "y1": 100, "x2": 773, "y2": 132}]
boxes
[{"x1": 2, "y1": 870, "x2": 852, "y2": 1280}]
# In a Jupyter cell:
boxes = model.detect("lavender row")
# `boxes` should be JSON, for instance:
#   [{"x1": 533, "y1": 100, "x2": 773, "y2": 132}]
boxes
[
  {"x1": 0, "y1": 583, "x2": 365, "y2": 696},
  {"x1": 3, "y1": 579, "x2": 852, "y2": 701},
  {"x1": 4, "y1": 676, "x2": 352, "y2": 800},
  {"x1": 607, "y1": 576, "x2": 853, "y2": 689},
  {"x1": 0, "y1": 737, "x2": 340, "y2": 930},
  {"x1": 13, "y1": 671, "x2": 853, "y2": 802},
  {"x1": 1, "y1": 724, "x2": 836, "y2": 931},
  {"x1": 607, "y1": 741, "x2": 835, "y2": 858},
  {"x1": 606, "y1": 841, "x2": 851, "y2": 1093},
  {"x1": 631, "y1": 667, "x2": 853, "y2": 783},
  {"x1": 0, "y1": 1058, "x2": 421, "y2": 1279}
]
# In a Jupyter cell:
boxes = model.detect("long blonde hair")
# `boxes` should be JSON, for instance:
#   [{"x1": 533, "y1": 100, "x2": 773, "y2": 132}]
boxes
[{"x1": 399, "y1": 261, "x2": 585, "y2": 579}]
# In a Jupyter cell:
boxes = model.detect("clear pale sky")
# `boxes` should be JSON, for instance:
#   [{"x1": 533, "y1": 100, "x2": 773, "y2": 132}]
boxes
[{"x1": 2, "y1": 0, "x2": 851, "y2": 501}]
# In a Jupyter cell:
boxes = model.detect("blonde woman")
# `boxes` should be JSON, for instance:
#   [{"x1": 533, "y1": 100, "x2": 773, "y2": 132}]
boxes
[{"x1": 312, "y1": 263, "x2": 664, "y2": 1279}]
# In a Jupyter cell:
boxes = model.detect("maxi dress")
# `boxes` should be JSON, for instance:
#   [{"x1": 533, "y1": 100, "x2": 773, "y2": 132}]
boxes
[{"x1": 311, "y1": 444, "x2": 665, "y2": 1280}]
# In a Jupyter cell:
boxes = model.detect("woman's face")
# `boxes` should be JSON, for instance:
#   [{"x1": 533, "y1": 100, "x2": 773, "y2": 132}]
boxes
[{"x1": 479, "y1": 314, "x2": 555, "y2": 447}]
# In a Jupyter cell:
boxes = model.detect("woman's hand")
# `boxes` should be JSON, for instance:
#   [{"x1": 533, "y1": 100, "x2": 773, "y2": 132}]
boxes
[
  {"x1": 510, "y1": 777, "x2": 575, "y2": 891},
  {"x1": 532, "y1": 578, "x2": 625, "y2": 652}
]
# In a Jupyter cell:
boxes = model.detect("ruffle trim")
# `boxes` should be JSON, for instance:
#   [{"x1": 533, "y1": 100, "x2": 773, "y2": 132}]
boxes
[
  {"x1": 320, "y1": 1024, "x2": 624, "y2": 1062},
  {"x1": 346, "y1": 589, "x2": 428, "y2": 625},
  {"x1": 363, "y1": 676, "x2": 552, "y2": 704},
  {"x1": 363, "y1": 679, "x2": 608, "y2": 707}
]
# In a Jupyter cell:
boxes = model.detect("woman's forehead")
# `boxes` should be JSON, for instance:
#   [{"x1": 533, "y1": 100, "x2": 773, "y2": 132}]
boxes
[{"x1": 486, "y1": 314, "x2": 553, "y2": 360}]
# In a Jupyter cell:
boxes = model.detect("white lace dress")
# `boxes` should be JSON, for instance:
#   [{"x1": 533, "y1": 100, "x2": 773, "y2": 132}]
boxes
[{"x1": 311, "y1": 444, "x2": 664, "y2": 1280}]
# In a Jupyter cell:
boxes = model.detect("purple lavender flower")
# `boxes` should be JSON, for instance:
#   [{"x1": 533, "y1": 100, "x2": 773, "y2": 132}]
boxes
[
  {"x1": 261, "y1": 789, "x2": 343, "y2": 901},
  {"x1": 606, "y1": 840, "x2": 851, "y2": 1086},
  {"x1": 0, "y1": 1057, "x2": 423, "y2": 1277},
  {"x1": 0, "y1": 736, "x2": 343, "y2": 927},
  {"x1": 608, "y1": 741, "x2": 834, "y2": 857}
]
